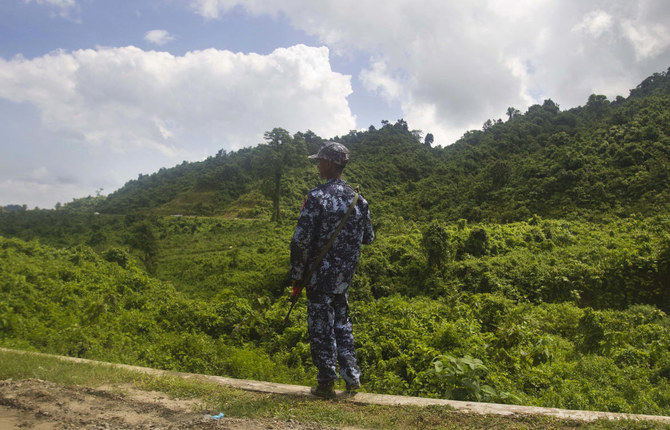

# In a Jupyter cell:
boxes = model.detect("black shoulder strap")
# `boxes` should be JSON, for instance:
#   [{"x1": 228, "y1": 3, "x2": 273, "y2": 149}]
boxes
[
  {"x1": 302, "y1": 191, "x2": 359, "y2": 285},
  {"x1": 284, "y1": 191, "x2": 360, "y2": 324}
]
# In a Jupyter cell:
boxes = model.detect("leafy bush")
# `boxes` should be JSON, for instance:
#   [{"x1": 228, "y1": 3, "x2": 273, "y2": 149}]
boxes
[
  {"x1": 426, "y1": 354, "x2": 510, "y2": 402},
  {"x1": 2, "y1": 213, "x2": 670, "y2": 415}
]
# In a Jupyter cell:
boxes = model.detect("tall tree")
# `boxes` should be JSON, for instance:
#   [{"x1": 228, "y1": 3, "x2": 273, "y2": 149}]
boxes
[
  {"x1": 424, "y1": 133, "x2": 434, "y2": 147},
  {"x1": 126, "y1": 220, "x2": 159, "y2": 273},
  {"x1": 422, "y1": 221, "x2": 450, "y2": 271},
  {"x1": 506, "y1": 107, "x2": 520, "y2": 121},
  {"x1": 584, "y1": 94, "x2": 610, "y2": 120},
  {"x1": 260, "y1": 128, "x2": 307, "y2": 222}
]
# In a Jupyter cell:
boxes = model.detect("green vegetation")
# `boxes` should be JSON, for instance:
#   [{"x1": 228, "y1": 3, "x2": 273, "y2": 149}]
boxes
[
  {"x1": 1, "y1": 216, "x2": 669, "y2": 415},
  {"x1": 1, "y1": 68, "x2": 670, "y2": 419}
]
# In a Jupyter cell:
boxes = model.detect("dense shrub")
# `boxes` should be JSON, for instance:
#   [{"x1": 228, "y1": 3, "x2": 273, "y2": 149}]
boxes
[{"x1": 1, "y1": 214, "x2": 670, "y2": 415}]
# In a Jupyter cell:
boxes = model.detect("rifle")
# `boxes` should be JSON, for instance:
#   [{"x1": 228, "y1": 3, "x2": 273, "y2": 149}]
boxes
[{"x1": 284, "y1": 191, "x2": 359, "y2": 325}]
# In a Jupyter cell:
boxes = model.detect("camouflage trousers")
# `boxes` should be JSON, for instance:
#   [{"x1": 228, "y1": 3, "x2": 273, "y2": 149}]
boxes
[{"x1": 306, "y1": 291, "x2": 361, "y2": 386}]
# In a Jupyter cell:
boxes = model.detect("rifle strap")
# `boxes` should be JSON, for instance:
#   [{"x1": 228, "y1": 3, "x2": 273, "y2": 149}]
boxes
[{"x1": 301, "y1": 191, "x2": 359, "y2": 286}]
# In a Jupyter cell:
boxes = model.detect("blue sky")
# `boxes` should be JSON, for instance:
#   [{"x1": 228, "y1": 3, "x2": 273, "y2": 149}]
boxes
[{"x1": 1, "y1": 0, "x2": 669, "y2": 208}]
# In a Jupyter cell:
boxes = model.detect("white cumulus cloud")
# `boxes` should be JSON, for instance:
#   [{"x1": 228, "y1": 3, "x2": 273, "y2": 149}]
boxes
[
  {"x1": 359, "y1": 59, "x2": 403, "y2": 103},
  {"x1": 189, "y1": 0, "x2": 280, "y2": 19},
  {"x1": 24, "y1": 0, "x2": 78, "y2": 19},
  {"x1": 573, "y1": 10, "x2": 614, "y2": 38},
  {"x1": 0, "y1": 44, "x2": 355, "y2": 207},
  {"x1": 188, "y1": 0, "x2": 670, "y2": 145},
  {"x1": 0, "y1": 44, "x2": 354, "y2": 156},
  {"x1": 622, "y1": 21, "x2": 670, "y2": 60},
  {"x1": 144, "y1": 29, "x2": 176, "y2": 46}
]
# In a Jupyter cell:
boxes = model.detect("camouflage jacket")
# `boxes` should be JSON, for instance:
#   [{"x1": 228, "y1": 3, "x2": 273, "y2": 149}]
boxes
[{"x1": 290, "y1": 178, "x2": 374, "y2": 295}]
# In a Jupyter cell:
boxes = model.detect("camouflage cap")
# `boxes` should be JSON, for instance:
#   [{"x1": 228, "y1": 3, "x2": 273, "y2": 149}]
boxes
[{"x1": 308, "y1": 141, "x2": 350, "y2": 165}]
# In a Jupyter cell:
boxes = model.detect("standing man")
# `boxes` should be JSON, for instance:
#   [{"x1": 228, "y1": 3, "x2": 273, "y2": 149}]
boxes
[{"x1": 290, "y1": 141, "x2": 375, "y2": 398}]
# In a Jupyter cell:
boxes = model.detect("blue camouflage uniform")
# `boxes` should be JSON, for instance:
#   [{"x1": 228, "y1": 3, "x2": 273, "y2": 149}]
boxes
[{"x1": 290, "y1": 178, "x2": 374, "y2": 386}]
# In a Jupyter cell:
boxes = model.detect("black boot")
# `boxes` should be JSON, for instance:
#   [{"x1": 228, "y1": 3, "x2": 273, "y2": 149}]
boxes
[
  {"x1": 310, "y1": 381, "x2": 336, "y2": 399},
  {"x1": 345, "y1": 381, "x2": 361, "y2": 393}
]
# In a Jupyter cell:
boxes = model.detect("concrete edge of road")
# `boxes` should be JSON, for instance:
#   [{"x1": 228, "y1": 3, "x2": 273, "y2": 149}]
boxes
[{"x1": 2, "y1": 347, "x2": 669, "y2": 424}]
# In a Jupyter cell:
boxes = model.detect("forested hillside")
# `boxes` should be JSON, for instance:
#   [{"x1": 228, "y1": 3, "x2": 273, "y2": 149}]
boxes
[
  {"x1": 47, "y1": 66, "x2": 670, "y2": 223},
  {"x1": 1, "y1": 68, "x2": 670, "y2": 416}
]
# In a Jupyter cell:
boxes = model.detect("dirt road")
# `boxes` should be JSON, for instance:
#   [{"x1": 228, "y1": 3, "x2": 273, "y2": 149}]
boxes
[{"x1": 0, "y1": 379, "x2": 336, "y2": 430}]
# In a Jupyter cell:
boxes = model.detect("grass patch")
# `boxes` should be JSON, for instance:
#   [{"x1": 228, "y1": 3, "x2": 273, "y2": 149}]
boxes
[
  {"x1": 0, "y1": 348, "x2": 139, "y2": 387},
  {"x1": 0, "y1": 349, "x2": 666, "y2": 430}
]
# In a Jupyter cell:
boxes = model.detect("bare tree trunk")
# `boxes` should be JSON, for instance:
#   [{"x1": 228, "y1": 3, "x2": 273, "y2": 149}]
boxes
[{"x1": 272, "y1": 172, "x2": 281, "y2": 222}]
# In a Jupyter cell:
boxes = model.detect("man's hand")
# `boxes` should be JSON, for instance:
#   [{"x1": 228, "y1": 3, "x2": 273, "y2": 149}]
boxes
[
  {"x1": 290, "y1": 279, "x2": 301, "y2": 304},
  {"x1": 284, "y1": 280, "x2": 302, "y2": 325}
]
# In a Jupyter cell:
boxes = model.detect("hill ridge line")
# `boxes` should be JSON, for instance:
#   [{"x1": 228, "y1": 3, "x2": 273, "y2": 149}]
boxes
[{"x1": 2, "y1": 347, "x2": 668, "y2": 424}]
